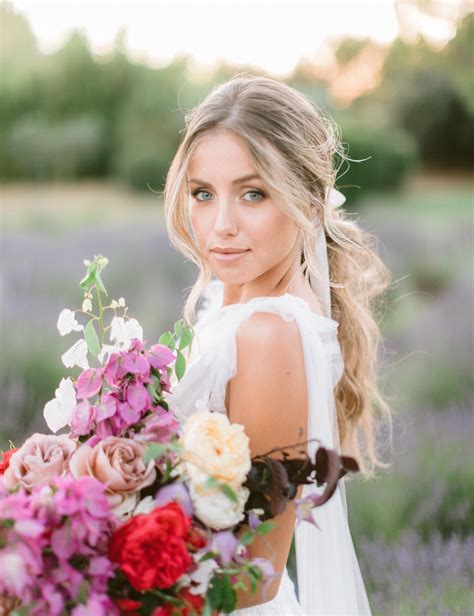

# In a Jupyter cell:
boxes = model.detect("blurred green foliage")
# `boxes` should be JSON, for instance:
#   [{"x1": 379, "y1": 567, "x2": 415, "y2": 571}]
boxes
[
  {"x1": 332, "y1": 115, "x2": 419, "y2": 203},
  {"x1": 1, "y1": 3, "x2": 472, "y2": 193}
]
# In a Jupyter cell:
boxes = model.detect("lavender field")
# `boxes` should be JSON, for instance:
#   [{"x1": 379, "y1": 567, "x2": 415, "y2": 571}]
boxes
[{"x1": 1, "y1": 177, "x2": 473, "y2": 615}]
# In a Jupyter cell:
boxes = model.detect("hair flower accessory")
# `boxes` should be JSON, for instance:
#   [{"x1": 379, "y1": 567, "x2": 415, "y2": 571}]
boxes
[{"x1": 327, "y1": 187, "x2": 346, "y2": 209}]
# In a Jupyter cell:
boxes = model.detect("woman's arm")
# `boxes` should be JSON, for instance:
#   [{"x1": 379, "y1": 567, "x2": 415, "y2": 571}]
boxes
[{"x1": 225, "y1": 311, "x2": 308, "y2": 610}]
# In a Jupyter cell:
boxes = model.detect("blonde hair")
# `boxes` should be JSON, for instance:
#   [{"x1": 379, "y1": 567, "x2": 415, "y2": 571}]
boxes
[{"x1": 163, "y1": 73, "x2": 394, "y2": 480}]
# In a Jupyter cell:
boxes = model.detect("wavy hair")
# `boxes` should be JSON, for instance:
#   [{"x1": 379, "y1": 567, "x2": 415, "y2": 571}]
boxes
[{"x1": 162, "y1": 73, "x2": 394, "y2": 480}]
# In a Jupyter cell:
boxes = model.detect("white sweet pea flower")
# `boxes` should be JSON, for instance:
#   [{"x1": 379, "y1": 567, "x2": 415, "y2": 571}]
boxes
[
  {"x1": 188, "y1": 556, "x2": 220, "y2": 595},
  {"x1": 61, "y1": 339, "x2": 89, "y2": 370},
  {"x1": 43, "y1": 377, "x2": 77, "y2": 433},
  {"x1": 109, "y1": 316, "x2": 143, "y2": 350},
  {"x1": 118, "y1": 297, "x2": 126, "y2": 307},
  {"x1": 57, "y1": 309, "x2": 84, "y2": 336},
  {"x1": 81, "y1": 298, "x2": 92, "y2": 312},
  {"x1": 97, "y1": 343, "x2": 121, "y2": 365},
  {"x1": 112, "y1": 493, "x2": 140, "y2": 522},
  {"x1": 133, "y1": 495, "x2": 156, "y2": 516}
]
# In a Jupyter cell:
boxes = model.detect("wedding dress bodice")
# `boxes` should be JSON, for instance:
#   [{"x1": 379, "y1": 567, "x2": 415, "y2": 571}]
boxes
[{"x1": 164, "y1": 280, "x2": 372, "y2": 615}]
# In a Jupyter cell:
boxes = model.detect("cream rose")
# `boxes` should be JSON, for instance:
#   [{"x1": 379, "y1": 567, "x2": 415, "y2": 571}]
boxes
[
  {"x1": 2, "y1": 433, "x2": 78, "y2": 492},
  {"x1": 68, "y1": 436, "x2": 156, "y2": 512},
  {"x1": 189, "y1": 481, "x2": 249, "y2": 530},
  {"x1": 179, "y1": 411, "x2": 251, "y2": 489}
]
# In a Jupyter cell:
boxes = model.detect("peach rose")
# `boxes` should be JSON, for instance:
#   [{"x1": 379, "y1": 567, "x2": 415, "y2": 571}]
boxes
[
  {"x1": 2, "y1": 433, "x2": 77, "y2": 492},
  {"x1": 179, "y1": 411, "x2": 251, "y2": 489},
  {"x1": 69, "y1": 436, "x2": 157, "y2": 511}
]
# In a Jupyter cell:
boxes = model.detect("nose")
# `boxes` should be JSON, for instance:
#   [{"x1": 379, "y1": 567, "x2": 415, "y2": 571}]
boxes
[{"x1": 213, "y1": 200, "x2": 239, "y2": 236}]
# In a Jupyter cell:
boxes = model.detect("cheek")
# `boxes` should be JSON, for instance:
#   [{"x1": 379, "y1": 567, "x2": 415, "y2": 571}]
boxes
[
  {"x1": 189, "y1": 208, "x2": 208, "y2": 246},
  {"x1": 254, "y1": 212, "x2": 298, "y2": 253}
]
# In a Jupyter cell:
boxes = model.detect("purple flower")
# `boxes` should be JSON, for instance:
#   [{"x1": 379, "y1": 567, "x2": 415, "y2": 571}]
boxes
[
  {"x1": 211, "y1": 530, "x2": 240, "y2": 565},
  {"x1": 135, "y1": 411, "x2": 180, "y2": 443},
  {"x1": 75, "y1": 368, "x2": 103, "y2": 400},
  {"x1": 249, "y1": 557, "x2": 279, "y2": 598},
  {"x1": 154, "y1": 481, "x2": 194, "y2": 517},
  {"x1": 122, "y1": 351, "x2": 150, "y2": 377},
  {"x1": 71, "y1": 400, "x2": 95, "y2": 435},
  {"x1": 148, "y1": 343, "x2": 176, "y2": 370},
  {"x1": 293, "y1": 494, "x2": 321, "y2": 528},
  {"x1": 125, "y1": 381, "x2": 152, "y2": 414},
  {"x1": 95, "y1": 392, "x2": 117, "y2": 422}
]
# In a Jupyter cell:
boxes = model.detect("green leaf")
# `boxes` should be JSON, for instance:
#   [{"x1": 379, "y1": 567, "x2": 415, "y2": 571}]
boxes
[
  {"x1": 205, "y1": 476, "x2": 219, "y2": 489},
  {"x1": 255, "y1": 520, "x2": 277, "y2": 535},
  {"x1": 239, "y1": 530, "x2": 255, "y2": 545},
  {"x1": 220, "y1": 482, "x2": 239, "y2": 504},
  {"x1": 75, "y1": 579, "x2": 89, "y2": 605},
  {"x1": 175, "y1": 348, "x2": 186, "y2": 380},
  {"x1": 84, "y1": 320, "x2": 100, "y2": 358},
  {"x1": 207, "y1": 573, "x2": 224, "y2": 611},
  {"x1": 149, "y1": 588, "x2": 184, "y2": 606},
  {"x1": 1, "y1": 518, "x2": 15, "y2": 529},
  {"x1": 143, "y1": 443, "x2": 166, "y2": 464},
  {"x1": 174, "y1": 320, "x2": 183, "y2": 336},
  {"x1": 198, "y1": 550, "x2": 220, "y2": 562},
  {"x1": 11, "y1": 608, "x2": 31, "y2": 616},
  {"x1": 178, "y1": 327, "x2": 193, "y2": 350},
  {"x1": 159, "y1": 331, "x2": 174, "y2": 347},
  {"x1": 94, "y1": 269, "x2": 108, "y2": 296},
  {"x1": 79, "y1": 261, "x2": 97, "y2": 291},
  {"x1": 202, "y1": 596, "x2": 215, "y2": 616},
  {"x1": 221, "y1": 574, "x2": 237, "y2": 612},
  {"x1": 247, "y1": 565, "x2": 263, "y2": 581}
]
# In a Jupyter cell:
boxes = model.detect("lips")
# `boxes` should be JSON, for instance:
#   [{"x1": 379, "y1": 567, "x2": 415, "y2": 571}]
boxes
[{"x1": 211, "y1": 249, "x2": 249, "y2": 254}]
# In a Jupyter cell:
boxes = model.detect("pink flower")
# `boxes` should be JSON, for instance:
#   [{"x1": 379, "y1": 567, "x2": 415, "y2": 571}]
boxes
[
  {"x1": 75, "y1": 368, "x2": 104, "y2": 399},
  {"x1": 2, "y1": 433, "x2": 77, "y2": 492},
  {"x1": 0, "y1": 475, "x2": 117, "y2": 612},
  {"x1": 68, "y1": 437, "x2": 157, "y2": 512},
  {"x1": 95, "y1": 392, "x2": 117, "y2": 421},
  {"x1": 71, "y1": 400, "x2": 95, "y2": 435},
  {"x1": 122, "y1": 351, "x2": 150, "y2": 377},
  {"x1": 148, "y1": 343, "x2": 176, "y2": 370},
  {"x1": 103, "y1": 352, "x2": 126, "y2": 385},
  {"x1": 125, "y1": 381, "x2": 153, "y2": 414},
  {"x1": 117, "y1": 400, "x2": 141, "y2": 424},
  {"x1": 135, "y1": 411, "x2": 180, "y2": 443}
]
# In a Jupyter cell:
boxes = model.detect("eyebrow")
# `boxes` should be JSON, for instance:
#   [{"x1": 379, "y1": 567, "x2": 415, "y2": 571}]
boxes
[{"x1": 187, "y1": 174, "x2": 261, "y2": 186}]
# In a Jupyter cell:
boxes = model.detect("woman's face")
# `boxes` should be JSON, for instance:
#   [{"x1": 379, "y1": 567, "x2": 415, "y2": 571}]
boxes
[{"x1": 187, "y1": 130, "x2": 301, "y2": 294}]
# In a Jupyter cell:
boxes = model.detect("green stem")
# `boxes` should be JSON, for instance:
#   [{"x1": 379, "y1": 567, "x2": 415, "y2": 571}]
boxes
[{"x1": 95, "y1": 285, "x2": 105, "y2": 348}]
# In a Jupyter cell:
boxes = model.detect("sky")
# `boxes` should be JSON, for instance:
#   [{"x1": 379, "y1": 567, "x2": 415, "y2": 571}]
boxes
[{"x1": 7, "y1": 0, "x2": 462, "y2": 79}]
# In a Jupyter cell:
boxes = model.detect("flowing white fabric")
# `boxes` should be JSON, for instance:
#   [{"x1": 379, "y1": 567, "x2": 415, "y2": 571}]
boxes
[{"x1": 164, "y1": 279, "x2": 372, "y2": 615}]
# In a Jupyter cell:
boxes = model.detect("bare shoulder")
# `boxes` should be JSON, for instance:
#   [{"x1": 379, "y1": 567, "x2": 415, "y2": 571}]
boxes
[{"x1": 226, "y1": 310, "x2": 308, "y2": 458}]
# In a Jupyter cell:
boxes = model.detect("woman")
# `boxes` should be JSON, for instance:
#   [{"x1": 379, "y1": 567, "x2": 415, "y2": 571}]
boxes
[{"x1": 163, "y1": 74, "x2": 393, "y2": 615}]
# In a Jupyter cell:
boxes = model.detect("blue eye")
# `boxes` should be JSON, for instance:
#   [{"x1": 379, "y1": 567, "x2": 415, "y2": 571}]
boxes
[
  {"x1": 192, "y1": 189, "x2": 212, "y2": 201},
  {"x1": 191, "y1": 189, "x2": 264, "y2": 202},
  {"x1": 243, "y1": 190, "x2": 264, "y2": 202}
]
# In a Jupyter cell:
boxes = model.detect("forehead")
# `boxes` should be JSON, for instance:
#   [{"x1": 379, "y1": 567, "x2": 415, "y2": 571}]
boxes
[{"x1": 187, "y1": 130, "x2": 255, "y2": 176}]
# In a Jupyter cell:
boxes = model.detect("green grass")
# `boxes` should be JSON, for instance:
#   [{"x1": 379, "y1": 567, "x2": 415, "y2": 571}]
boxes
[{"x1": 362, "y1": 183, "x2": 473, "y2": 228}]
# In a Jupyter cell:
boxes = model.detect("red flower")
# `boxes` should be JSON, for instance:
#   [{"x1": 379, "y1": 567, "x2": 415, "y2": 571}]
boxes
[
  {"x1": 185, "y1": 525, "x2": 208, "y2": 550},
  {"x1": 109, "y1": 501, "x2": 192, "y2": 592},
  {"x1": 152, "y1": 607, "x2": 173, "y2": 616},
  {"x1": 151, "y1": 588, "x2": 218, "y2": 616},
  {"x1": 177, "y1": 588, "x2": 205, "y2": 615},
  {"x1": 113, "y1": 598, "x2": 143, "y2": 615},
  {"x1": 0, "y1": 448, "x2": 18, "y2": 475}
]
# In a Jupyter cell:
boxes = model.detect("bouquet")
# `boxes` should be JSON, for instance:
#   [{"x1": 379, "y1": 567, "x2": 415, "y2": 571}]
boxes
[{"x1": 0, "y1": 255, "x2": 360, "y2": 616}]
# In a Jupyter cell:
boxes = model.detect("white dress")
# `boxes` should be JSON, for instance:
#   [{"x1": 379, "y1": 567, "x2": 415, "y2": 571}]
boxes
[{"x1": 164, "y1": 280, "x2": 372, "y2": 616}]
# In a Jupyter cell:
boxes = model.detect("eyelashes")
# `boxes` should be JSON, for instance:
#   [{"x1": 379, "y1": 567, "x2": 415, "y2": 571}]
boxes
[{"x1": 190, "y1": 189, "x2": 265, "y2": 202}]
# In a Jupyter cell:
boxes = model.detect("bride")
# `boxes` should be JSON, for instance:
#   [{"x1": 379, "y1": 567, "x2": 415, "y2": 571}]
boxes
[{"x1": 162, "y1": 74, "x2": 393, "y2": 615}]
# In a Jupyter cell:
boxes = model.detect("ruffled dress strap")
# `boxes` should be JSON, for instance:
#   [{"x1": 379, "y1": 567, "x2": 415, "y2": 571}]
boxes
[{"x1": 167, "y1": 291, "x2": 343, "y2": 451}]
